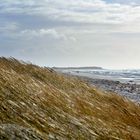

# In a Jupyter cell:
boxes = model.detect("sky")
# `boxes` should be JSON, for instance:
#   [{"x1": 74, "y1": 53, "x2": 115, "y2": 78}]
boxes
[{"x1": 0, "y1": 0, "x2": 140, "y2": 69}]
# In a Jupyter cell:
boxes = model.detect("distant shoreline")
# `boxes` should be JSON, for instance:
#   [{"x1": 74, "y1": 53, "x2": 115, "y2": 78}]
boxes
[{"x1": 53, "y1": 66, "x2": 103, "y2": 70}]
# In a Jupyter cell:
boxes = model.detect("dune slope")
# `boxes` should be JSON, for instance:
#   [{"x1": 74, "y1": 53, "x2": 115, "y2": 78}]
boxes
[{"x1": 0, "y1": 58, "x2": 140, "y2": 140}]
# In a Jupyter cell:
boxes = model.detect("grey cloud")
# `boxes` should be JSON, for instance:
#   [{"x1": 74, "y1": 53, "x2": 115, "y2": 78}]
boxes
[
  {"x1": 0, "y1": 0, "x2": 140, "y2": 68},
  {"x1": 1, "y1": 0, "x2": 140, "y2": 25}
]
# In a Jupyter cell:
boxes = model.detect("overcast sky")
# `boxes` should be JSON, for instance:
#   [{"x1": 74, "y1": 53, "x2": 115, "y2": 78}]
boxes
[{"x1": 0, "y1": 0, "x2": 140, "y2": 69}]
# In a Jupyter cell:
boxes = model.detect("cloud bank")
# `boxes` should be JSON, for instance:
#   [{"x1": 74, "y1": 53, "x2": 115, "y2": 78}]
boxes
[{"x1": 0, "y1": 0, "x2": 140, "y2": 68}]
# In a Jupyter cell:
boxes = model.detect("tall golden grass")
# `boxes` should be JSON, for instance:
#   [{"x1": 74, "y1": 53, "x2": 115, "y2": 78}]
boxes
[{"x1": 0, "y1": 57, "x2": 140, "y2": 139}]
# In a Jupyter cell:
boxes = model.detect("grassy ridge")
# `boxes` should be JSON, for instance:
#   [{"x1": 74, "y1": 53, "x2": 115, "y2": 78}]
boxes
[{"x1": 0, "y1": 57, "x2": 140, "y2": 139}]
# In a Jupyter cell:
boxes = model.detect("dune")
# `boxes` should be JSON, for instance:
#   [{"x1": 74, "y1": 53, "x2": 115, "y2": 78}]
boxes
[{"x1": 0, "y1": 58, "x2": 140, "y2": 140}]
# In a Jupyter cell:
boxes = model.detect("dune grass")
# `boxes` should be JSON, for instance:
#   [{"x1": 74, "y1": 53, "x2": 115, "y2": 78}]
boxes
[{"x1": 0, "y1": 57, "x2": 140, "y2": 139}]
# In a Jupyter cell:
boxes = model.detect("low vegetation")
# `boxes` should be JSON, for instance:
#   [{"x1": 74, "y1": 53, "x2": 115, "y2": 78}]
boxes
[{"x1": 0, "y1": 57, "x2": 140, "y2": 140}]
